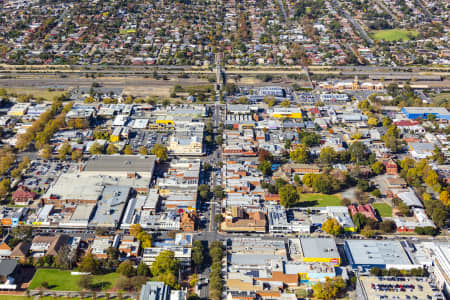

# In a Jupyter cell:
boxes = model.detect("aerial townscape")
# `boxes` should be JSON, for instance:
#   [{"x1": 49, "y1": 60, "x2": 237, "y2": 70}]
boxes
[{"x1": 0, "y1": 1, "x2": 449, "y2": 300}]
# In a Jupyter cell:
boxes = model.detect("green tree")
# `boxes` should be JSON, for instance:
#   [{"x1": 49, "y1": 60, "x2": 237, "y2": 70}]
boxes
[
  {"x1": 117, "y1": 260, "x2": 136, "y2": 278},
  {"x1": 371, "y1": 161, "x2": 385, "y2": 175},
  {"x1": 79, "y1": 253, "x2": 100, "y2": 274},
  {"x1": 258, "y1": 160, "x2": 272, "y2": 176},
  {"x1": 379, "y1": 220, "x2": 397, "y2": 233},
  {"x1": 348, "y1": 141, "x2": 368, "y2": 164},
  {"x1": 137, "y1": 262, "x2": 150, "y2": 277},
  {"x1": 192, "y1": 240, "x2": 204, "y2": 270},
  {"x1": 279, "y1": 184, "x2": 299, "y2": 208},
  {"x1": 352, "y1": 213, "x2": 368, "y2": 231},
  {"x1": 290, "y1": 144, "x2": 310, "y2": 163},
  {"x1": 322, "y1": 218, "x2": 342, "y2": 236},
  {"x1": 150, "y1": 250, "x2": 180, "y2": 289},
  {"x1": 214, "y1": 214, "x2": 224, "y2": 224},
  {"x1": 198, "y1": 184, "x2": 210, "y2": 201},
  {"x1": 213, "y1": 186, "x2": 225, "y2": 199},
  {"x1": 320, "y1": 146, "x2": 338, "y2": 164}
]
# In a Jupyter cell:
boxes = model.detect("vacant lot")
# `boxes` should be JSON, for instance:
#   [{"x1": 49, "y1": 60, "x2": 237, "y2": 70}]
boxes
[
  {"x1": 2, "y1": 87, "x2": 68, "y2": 100},
  {"x1": 371, "y1": 29, "x2": 418, "y2": 41},
  {"x1": 0, "y1": 296, "x2": 30, "y2": 300},
  {"x1": 297, "y1": 193, "x2": 342, "y2": 207},
  {"x1": 373, "y1": 203, "x2": 393, "y2": 217},
  {"x1": 29, "y1": 269, "x2": 120, "y2": 291}
]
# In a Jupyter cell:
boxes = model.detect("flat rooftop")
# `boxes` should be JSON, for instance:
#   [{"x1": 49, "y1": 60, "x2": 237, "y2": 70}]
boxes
[
  {"x1": 345, "y1": 240, "x2": 412, "y2": 266},
  {"x1": 403, "y1": 107, "x2": 448, "y2": 114},
  {"x1": 84, "y1": 155, "x2": 156, "y2": 174},
  {"x1": 300, "y1": 238, "x2": 339, "y2": 259}
]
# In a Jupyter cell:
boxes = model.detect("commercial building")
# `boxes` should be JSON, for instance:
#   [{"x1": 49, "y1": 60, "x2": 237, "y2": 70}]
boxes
[
  {"x1": 83, "y1": 155, "x2": 156, "y2": 179},
  {"x1": 299, "y1": 238, "x2": 340, "y2": 265},
  {"x1": 89, "y1": 185, "x2": 130, "y2": 228},
  {"x1": 7, "y1": 103, "x2": 30, "y2": 116},
  {"x1": 320, "y1": 93, "x2": 349, "y2": 104},
  {"x1": 345, "y1": 240, "x2": 415, "y2": 271},
  {"x1": 402, "y1": 107, "x2": 450, "y2": 120},
  {"x1": 269, "y1": 108, "x2": 303, "y2": 119},
  {"x1": 221, "y1": 207, "x2": 266, "y2": 233},
  {"x1": 142, "y1": 247, "x2": 191, "y2": 268},
  {"x1": 139, "y1": 281, "x2": 187, "y2": 300},
  {"x1": 431, "y1": 242, "x2": 450, "y2": 298}
]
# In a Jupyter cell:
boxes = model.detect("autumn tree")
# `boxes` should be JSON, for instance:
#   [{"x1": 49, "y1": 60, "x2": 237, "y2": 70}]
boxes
[
  {"x1": 312, "y1": 277, "x2": 346, "y2": 300},
  {"x1": 71, "y1": 149, "x2": 83, "y2": 161},
  {"x1": 89, "y1": 142, "x2": 104, "y2": 154},
  {"x1": 40, "y1": 145, "x2": 52, "y2": 160},
  {"x1": 138, "y1": 146, "x2": 148, "y2": 155},
  {"x1": 322, "y1": 218, "x2": 342, "y2": 236},
  {"x1": 58, "y1": 142, "x2": 72, "y2": 160},
  {"x1": 151, "y1": 144, "x2": 168, "y2": 161},
  {"x1": 123, "y1": 145, "x2": 133, "y2": 155},
  {"x1": 106, "y1": 143, "x2": 118, "y2": 155},
  {"x1": 130, "y1": 224, "x2": 152, "y2": 248}
]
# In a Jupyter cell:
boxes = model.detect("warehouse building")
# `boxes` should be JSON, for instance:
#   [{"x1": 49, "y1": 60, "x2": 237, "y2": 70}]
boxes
[
  {"x1": 402, "y1": 107, "x2": 450, "y2": 120},
  {"x1": 299, "y1": 238, "x2": 340, "y2": 265},
  {"x1": 344, "y1": 240, "x2": 416, "y2": 271}
]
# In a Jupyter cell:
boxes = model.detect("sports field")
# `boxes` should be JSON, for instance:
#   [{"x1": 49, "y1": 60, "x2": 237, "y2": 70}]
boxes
[{"x1": 371, "y1": 29, "x2": 418, "y2": 42}]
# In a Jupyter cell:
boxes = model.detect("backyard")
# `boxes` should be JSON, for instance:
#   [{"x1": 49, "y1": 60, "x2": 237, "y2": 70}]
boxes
[
  {"x1": 372, "y1": 203, "x2": 393, "y2": 217},
  {"x1": 297, "y1": 193, "x2": 342, "y2": 207}
]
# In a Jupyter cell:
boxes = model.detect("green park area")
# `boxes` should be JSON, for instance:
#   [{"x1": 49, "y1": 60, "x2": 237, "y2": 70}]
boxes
[
  {"x1": 373, "y1": 203, "x2": 393, "y2": 217},
  {"x1": 297, "y1": 193, "x2": 342, "y2": 207},
  {"x1": 371, "y1": 29, "x2": 418, "y2": 41},
  {"x1": 29, "y1": 269, "x2": 120, "y2": 291}
]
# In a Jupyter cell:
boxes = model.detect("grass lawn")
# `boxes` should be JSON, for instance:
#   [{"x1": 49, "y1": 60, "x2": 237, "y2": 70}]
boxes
[
  {"x1": 29, "y1": 269, "x2": 121, "y2": 291},
  {"x1": 371, "y1": 29, "x2": 418, "y2": 41},
  {"x1": 0, "y1": 296, "x2": 30, "y2": 300},
  {"x1": 373, "y1": 203, "x2": 393, "y2": 217},
  {"x1": 3, "y1": 87, "x2": 67, "y2": 100},
  {"x1": 297, "y1": 193, "x2": 342, "y2": 207}
]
